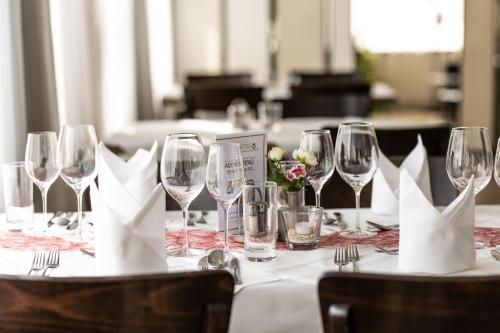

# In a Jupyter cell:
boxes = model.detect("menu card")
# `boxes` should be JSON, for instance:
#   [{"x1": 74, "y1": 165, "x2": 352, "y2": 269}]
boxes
[{"x1": 216, "y1": 131, "x2": 267, "y2": 232}]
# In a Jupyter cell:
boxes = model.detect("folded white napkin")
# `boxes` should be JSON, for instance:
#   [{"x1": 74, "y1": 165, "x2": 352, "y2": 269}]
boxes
[
  {"x1": 398, "y1": 169, "x2": 475, "y2": 274},
  {"x1": 371, "y1": 135, "x2": 432, "y2": 215},
  {"x1": 90, "y1": 182, "x2": 167, "y2": 275},
  {"x1": 92, "y1": 142, "x2": 166, "y2": 275},
  {"x1": 98, "y1": 141, "x2": 158, "y2": 204}
]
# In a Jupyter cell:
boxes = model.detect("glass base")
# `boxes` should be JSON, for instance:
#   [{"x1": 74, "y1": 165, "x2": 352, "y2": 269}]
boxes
[
  {"x1": 340, "y1": 228, "x2": 376, "y2": 238},
  {"x1": 167, "y1": 247, "x2": 205, "y2": 257},
  {"x1": 245, "y1": 247, "x2": 276, "y2": 262},
  {"x1": 286, "y1": 240, "x2": 320, "y2": 250}
]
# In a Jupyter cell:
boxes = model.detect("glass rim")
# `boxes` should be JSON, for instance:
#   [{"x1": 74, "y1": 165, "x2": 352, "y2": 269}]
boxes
[
  {"x1": 209, "y1": 142, "x2": 240, "y2": 148},
  {"x1": 244, "y1": 180, "x2": 277, "y2": 187},
  {"x1": 281, "y1": 205, "x2": 324, "y2": 213},
  {"x1": 60, "y1": 124, "x2": 95, "y2": 128},
  {"x1": 339, "y1": 121, "x2": 373, "y2": 127},
  {"x1": 302, "y1": 129, "x2": 330, "y2": 135},
  {"x1": 3, "y1": 161, "x2": 25, "y2": 168},
  {"x1": 166, "y1": 132, "x2": 201, "y2": 139},
  {"x1": 452, "y1": 126, "x2": 488, "y2": 132},
  {"x1": 28, "y1": 131, "x2": 56, "y2": 136}
]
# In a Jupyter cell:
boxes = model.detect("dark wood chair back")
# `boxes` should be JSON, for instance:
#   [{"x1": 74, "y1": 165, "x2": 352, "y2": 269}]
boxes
[
  {"x1": 289, "y1": 71, "x2": 365, "y2": 87},
  {"x1": 186, "y1": 73, "x2": 252, "y2": 87},
  {"x1": 279, "y1": 94, "x2": 370, "y2": 118},
  {"x1": 318, "y1": 272, "x2": 500, "y2": 333},
  {"x1": 323, "y1": 125, "x2": 451, "y2": 156},
  {"x1": 0, "y1": 271, "x2": 234, "y2": 333},
  {"x1": 184, "y1": 86, "x2": 263, "y2": 117}
]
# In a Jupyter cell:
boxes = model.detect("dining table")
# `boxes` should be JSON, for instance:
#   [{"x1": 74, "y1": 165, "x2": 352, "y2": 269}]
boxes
[
  {"x1": 104, "y1": 115, "x2": 450, "y2": 156},
  {"x1": 1, "y1": 206, "x2": 499, "y2": 333}
]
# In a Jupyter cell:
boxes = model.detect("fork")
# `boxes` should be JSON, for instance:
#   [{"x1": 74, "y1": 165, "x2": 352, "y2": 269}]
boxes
[
  {"x1": 346, "y1": 243, "x2": 360, "y2": 272},
  {"x1": 42, "y1": 250, "x2": 60, "y2": 276},
  {"x1": 334, "y1": 247, "x2": 348, "y2": 272},
  {"x1": 28, "y1": 252, "x2": 45, "y2": 276}
]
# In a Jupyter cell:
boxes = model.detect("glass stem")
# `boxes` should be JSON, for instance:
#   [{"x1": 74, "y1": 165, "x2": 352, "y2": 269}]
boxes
[
  {"x1": 41, "y1": 186, "x2": 48, "y2": 232},
  {"x1": 77, "y1": 190, "x2": 83, "y2": 236},
  {"x1": 224, "y1": 204, "x2": 232, "y2": 251},
  {"x1": 182, "y1": 206, "x2": 189, "y2": 252},
  {"x1": 355, "y1": 189, "x2": 361, "y2": 232},
  {"x1": 315, "y1": 189, "x2": 321, "y2": 207}
]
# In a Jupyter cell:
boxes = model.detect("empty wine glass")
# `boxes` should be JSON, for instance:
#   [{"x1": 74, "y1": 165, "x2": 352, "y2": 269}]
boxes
[
  {"x1": 495, "y1": 138, "x2": 500, "y2": 186},
  {"x1": 25, "y1": 132, "x2": 59, "y2": 232},
  {"x1": 160, "y1": 133, "x2": 206, "y2": 257},
  {"x1": 57, "y1": 125, "x2": 98, "y2": 238},
  {"x1": 446, "y1": 127, "x2": 493, "y2": 194},
  {"x1": 335, "y1": 122, "x2": 379, "y2": 238},
  {"x1": 300, "y1": 130, "x2": 335, "y2": 207},
  {"x1": 206, "y1": 142, "x2": 245, "y2": 252}
]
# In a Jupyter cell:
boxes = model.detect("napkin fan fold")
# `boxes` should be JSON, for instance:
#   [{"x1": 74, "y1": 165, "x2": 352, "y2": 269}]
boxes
[
  {"x1": 371, "y1": 135, "x2": 432, "y2": 215},
  {"x1": 398, "y1": 169, "x2": 475, "y2": 274}
]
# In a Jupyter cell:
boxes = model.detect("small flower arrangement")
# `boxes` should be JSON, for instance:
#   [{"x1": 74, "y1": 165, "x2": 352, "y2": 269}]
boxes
[{"x1": 267, "y1": 146, "x2": 318, "y2": 192}]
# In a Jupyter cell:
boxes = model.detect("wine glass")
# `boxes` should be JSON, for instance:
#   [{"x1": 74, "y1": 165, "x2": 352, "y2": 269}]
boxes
[
  {"x1": 206, "y1": 142, "x2": 245, "y2": 252},
  {"x1": 57, "y1": 125, "x2": 98, "y2": 238},
  {"x1": 335, "y1": 122, "x2": 379, "y2": 238},
  {"x1": 446, "y1": 127, "x2": 493, "y2": 194},
  {"x1": 495, "y1": 138, "x2": 500, "y2": 186},
  {"x1": 25, "y1": 132, "x2": 59, "y2": 232},
  {"x1": 300, "y1": 129, "x2": 335, "y2": 207},
  {"x1": 160, "y1": 133, "x2": 206, "y2": 257}
]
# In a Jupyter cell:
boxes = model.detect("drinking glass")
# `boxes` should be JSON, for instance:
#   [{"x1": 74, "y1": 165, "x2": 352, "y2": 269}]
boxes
[
  {"x1": 258, "y1": 101, "x2": 283, "y2": 132},
  {"x1": 335, "y1": 122, "x2": 379, "y2": 238},
  {"x1": 160, "y1": 133, "x2": 206, "y2": 257},
  {"x1": 495, "y1": 138, "x2": 500, "y2": 186},
  {"x1": 242, "y1": 180, "x2": 277, "y2": 261},
  {"x1": 206, "y1": 142, "x2": 245, "y2": 252},
  {"x1": 57, "y1": 125, "x2": 98, "y2": 238},
  {"x1": 25, "y1": 131, "x2": 59, "y2": 232},
  {"x1": 446, "y1": 127, "x2": 493, "y2": 194},
  {"x1": 300, "y1": 129, "x2": 335, "y2": 207},
  {"x1": 3, "y1": 162, "x2": 34, "y2": 231}
]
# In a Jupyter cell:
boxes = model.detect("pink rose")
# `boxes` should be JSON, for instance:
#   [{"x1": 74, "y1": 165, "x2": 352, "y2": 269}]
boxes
[{"x1": 286, "y1": 163, "x2": 306, "y2": 180}]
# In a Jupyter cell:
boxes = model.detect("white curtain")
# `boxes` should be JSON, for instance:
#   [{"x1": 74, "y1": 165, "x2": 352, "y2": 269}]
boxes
[{"x1": 0, "y1": 0, "x2": 27, "y2": 212}]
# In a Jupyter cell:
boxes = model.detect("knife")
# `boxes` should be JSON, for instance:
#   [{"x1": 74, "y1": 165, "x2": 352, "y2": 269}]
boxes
[{"x1": 229, "y1": 257, "x2": 242, "y2": 284}]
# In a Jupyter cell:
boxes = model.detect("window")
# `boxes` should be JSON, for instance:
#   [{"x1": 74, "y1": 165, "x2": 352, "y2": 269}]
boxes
[{"x1": 351, "y1": 0, "x2": 464, "y2": 53}]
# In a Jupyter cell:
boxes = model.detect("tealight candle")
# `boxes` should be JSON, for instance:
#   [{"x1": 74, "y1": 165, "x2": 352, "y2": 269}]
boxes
[{"x1": 295, "y1": 222, "x2": 314, "y2": 235}]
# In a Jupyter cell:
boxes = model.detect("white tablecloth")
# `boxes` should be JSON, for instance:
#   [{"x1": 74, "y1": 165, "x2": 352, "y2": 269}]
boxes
[
  {"x1": 1, "y1": 206, "x2": 499, "y2": 333},
  {"x1": 104, "y1": 116, "x2": 449, "y2": 155}
]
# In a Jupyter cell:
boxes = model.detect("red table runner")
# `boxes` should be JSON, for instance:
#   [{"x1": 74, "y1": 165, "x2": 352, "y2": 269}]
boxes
[{"x1": 0, "y1": 227, "x2": 499, "y2": 252}]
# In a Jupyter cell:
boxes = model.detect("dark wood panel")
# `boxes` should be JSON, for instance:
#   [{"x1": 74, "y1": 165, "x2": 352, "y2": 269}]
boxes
[
  {"x1": 0, "y1": 271, "x2": 234, "y2": 333},
  {"x1": 319, "y1": 272, "x2": 500, "y2": 333}
]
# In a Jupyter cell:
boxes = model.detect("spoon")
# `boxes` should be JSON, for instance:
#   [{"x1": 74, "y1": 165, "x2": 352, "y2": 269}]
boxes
[
  {"x1": 207, "y1": 249, "x2": 230, "y2": 269},
  {"x1": 197, "y1": 256, "x2": 209, "y2": 270},
  {"x1": 51, "y1": 212, "x2": 74, "y2": 226},
  {"x1": 366, "y1": 221, "x2": 399, "y2": 232}
]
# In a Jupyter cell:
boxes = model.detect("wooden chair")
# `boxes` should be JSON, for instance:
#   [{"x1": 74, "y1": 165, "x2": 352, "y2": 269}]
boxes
[
  {"x1": 279, "y1": 94, "x2": 371, "y2": 118},
  {"x1": 0, "y1": 271, "x2": 234, "y2": 333},
  {"x1": 318, "y1": 272, "x2": 500, "y2": 333},
  {"x1": 186, "y1": 73, "x2": 252, "y2": 87},
  {"x1": 184, "y1": 86, "x2": 263, "y2": 117}
]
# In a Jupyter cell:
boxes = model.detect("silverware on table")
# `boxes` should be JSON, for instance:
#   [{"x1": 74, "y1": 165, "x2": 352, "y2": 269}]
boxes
[
  {"x1": 28, "y1": 252, "x2": 45, "y2": 275},
  {"x1": 323, "y1": 212, "x2": 348, "y2": 230},
  {"x1": 366, "y1": 221, "x2": 399, "y2": 232},
  {"x1": 207, "y1": 249, "x2": 230, "y2": 269},
  {"x1": 47, "y1": 211, "x2": 64, "y2": 227},
  {"x1": 80, "y1": 249, "x2": 95, "y2": 258},
  {"x1": 197, "y1": 256, "x2": 209, "y2": 271},
  {"x1": 490, "y1": 249, "x2": 500, "y2": 261},
  {"x1": 346, "y1": 243, "x2": 360, "y2": 272},
  {"x1": 334, "y1": 247, "x2": 348, "y2": 272},
  {"x1": 42, "y1": 250, "x2": 60, "y2": 276},
  {"x1": 374, "y1": 245, "x2": 399, "y2": 255},
  {"x1": 196, "y1": 211, "x2": 208, "y2": 224},
  {"x1": 229, "y1": 257, "x2": 242, "y2": 284}
]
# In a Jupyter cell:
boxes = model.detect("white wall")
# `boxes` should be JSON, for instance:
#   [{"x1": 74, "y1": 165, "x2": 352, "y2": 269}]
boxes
[
  {"x1": 174, "y1": 0, "x2": 222, "y2": 81},
  {"x1": 227, "y1": 0, "x2": 269, "y2": 84},
  {"x1": 0, "y1": 0, "x2": 27, "y2": 212}
]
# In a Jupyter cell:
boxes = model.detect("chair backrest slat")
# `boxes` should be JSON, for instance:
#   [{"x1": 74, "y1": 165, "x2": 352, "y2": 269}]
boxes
[
  {"x1": 0, "y1": 271, "x2": 234, "y2": 333},
  {"x1": 319, "y1": 273, "x2": 500, "y2": 333}
]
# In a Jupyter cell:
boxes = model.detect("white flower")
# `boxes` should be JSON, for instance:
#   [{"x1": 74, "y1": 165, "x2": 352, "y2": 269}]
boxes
[
  {"x1": 292, "y1": 148, "x2": 318, "y2": 166},
  {"x1": 268, "y1": 146, "x2": 285, "y2": 161}
]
